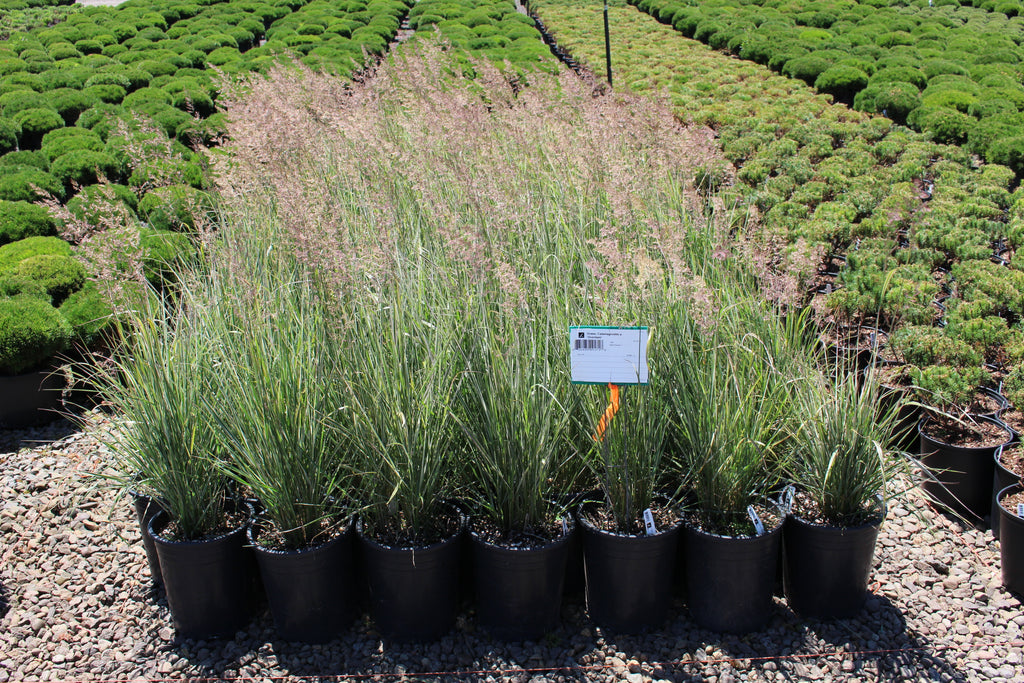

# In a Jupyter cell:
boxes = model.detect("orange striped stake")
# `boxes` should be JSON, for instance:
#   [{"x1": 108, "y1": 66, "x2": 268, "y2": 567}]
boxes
[{"x1": 594, "y1": 383, "x2": 620, "y2": 442}]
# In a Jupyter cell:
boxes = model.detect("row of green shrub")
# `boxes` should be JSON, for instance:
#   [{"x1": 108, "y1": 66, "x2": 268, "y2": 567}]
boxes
[
  {"x1": 634, "y1": 0, "x2": 1024, "y2": 173},
  {"x1": 410, "y1": 0, "x2": 557, "y2": 73},
  {"x1": 0, "y1": 0, "x2": 425, "y2": 376},
  {"x1": 529, "y1": 0, "x2": 1024, "y2": 414}
]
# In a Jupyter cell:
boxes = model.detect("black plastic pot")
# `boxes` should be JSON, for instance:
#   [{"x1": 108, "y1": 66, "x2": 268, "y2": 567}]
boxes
[
  {"x1": 919, "y1": 416, "x2": 1013, "y2": 526},
  {"x1": 249, "y1": 518, "x2": 357, "y2": 643},
  {"x1": 577, "y1": 502, "x2": 681, "y2": 633},
  {"x1": 782, "y1": 507, "x2": 884, "y2": 619},
  {"x1": 148, "y1": 505, "x2": 259, "y2": 639},
  {"x1": 997, "y1": 484, "x2": 1024, "y2": 595},
  {"x1": 683, "y1": 509, "x2": 783, "y2": 634},
  {"x1": 357, "y1": 515, "x2": 464, "y2": 642},
  {"x1": 469, "y1": 519, "x2": 574, "y2": 640},
  {"x1": 0, "y1": 368, "x2": 64, "y2": 428},
  {"x1": 992, "y1": 447, "x2": 1022, "y2": 536},
  {"x1": 130, "y1": 490, "x2": 165, "y2": 587}
]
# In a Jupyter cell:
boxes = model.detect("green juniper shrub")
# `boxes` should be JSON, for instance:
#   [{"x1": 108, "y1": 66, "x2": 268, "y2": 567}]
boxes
[
  {"x1": 140, "y1": 228, "x2": 197, "y2": 288},
  {"x1": 0, "y1": 150, "x2": 47, "y2": 171},
  {"x1": 0, "y1": 89, "x2": 49, "y2": 115},
  {"x1": 137, "y1": 184, "x2": 211, "y2": 232},
  {"x1": 48, "y1": 88, "x2": 97, "y2": 126},
  {"x1": 0, "y1": 200, "x2": 56, "y2": 245},
  {"x1": 815, "y1": 65, "x2": 869, "y2": 103},
  {"x1": 0, "y1": 235, "x2": 71, "y2": 271},
  {"x1": 0, "y1": 294, "x2": 73, "y2": 375},
  {"x1": 81, "y1": 84, "x2": 126, "y2": 106},
  {"x1": 909, "y1": 363, "x2": 990, "y2": 411},
  {"x1": 49, "y1": 149, "x2": 122, "y2": 188},
  {"x1": 65, "y1": 183, "x2": 138, "y2": 224},
  {"x1": 12, "y1": 107, "x2": 65, "y2": 149},
  {"x1": 41, "y1": 128, "x2": 104, "y2": 163},
  {"x1": 76, "y1": 104, "x2": 127, "y2": 140},
  {"x1": 0, "y1": 119, "x2": 20, "y2": 154},
  {"x1": 0, "y1": 168, "x2": 64, "y2": 202},
  {"x1": 6, "y1": 252, "x2": 86, "y2": 305}
]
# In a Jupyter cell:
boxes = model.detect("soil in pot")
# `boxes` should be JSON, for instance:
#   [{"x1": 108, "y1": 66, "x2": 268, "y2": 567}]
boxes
[
  {"x1": 578, "y1": 501, "x2": 681, "y2": 633},
  {"x1": 683, "y1": 502, "x2": 783, "y2": 634},
  {"x1": 997, "y1": 485, "x2": 1024, "y2": 595},
  {"x1": 782, "y1": 495, "x2": 884, "y2": 620},
  {"x1": 357, "y1": 508, "x2": 464, "y2": 643},
  {"x1": 148, "y1": 504, "x2": 260, "y2": 639},
  {"x1": 249, "y1": 517, "x2": 357, "y2": 643},
  {"x1": 820, "y1": 325, "x2": 888, "y2": 372},
  {"x1": 469, "y1": 515, "x2": 574, "y2": 641},
  {"x1": 919, "y1": 415, "x2": 1013, "y2": 526},
  {"x1": 0, "y1": 368, "x2": 65, "y2": 428},
  {"x1": 1000, "y1": 409, "x2": 1024, "y2": 443}
]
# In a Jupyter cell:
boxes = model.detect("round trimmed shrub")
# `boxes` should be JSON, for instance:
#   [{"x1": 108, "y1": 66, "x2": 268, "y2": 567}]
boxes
[
  {"x1": 9, "y1": 253, "x2": 86, "y2": 305},
  {"x1": 65, "y1": 182, "x2": 138, "y2": 223},
  {"x1": 0, "y1": 235, "x2": 72, "y2": 272},
  {"x1": 921, "y1": 107, "x2": 972, "y2": 144},
  {"x1": 0, "y1": 90, "x2": 49, "y2": 115},
  {"x1": 12, "y1": 108, "x2": 65, "y2": 149},
  {"x1": 815, "y1": 65, "x2": 869, "y2": 102},
  {"x1": 50, "y1": 149, "x2": 121, "y2": 187},
  {"x1": 40, "y1": 127, "x2": 103, "y2": 160},
  {"x1": 781, "y1": 54, "x2": 832, "y2": 85},
  {"x1": 0, "y1": 295, "x2": 73, "y2": 375},
  {"x1": 49, "y1": 88, "x2": 97, "y2": 126},
  {"x1": 0, "y1": 169, "x2": 64, "y2": 202},
  {"x1": 0, "y1": 150, "x2": 46, "y2": 171},
  {"x1": 76, "y1": 104, "x2": 127, "y2": 140},
  {"x1": 121, "y1": 86, "x2": 171, "y2": 109},
  {"x1": 988, "y1": 136, "x2": 1024, "y2": 175},
  {"x1": 84, "y1": 71, "x2": 131, "y2": 91},
  {"x1": 82, "y1": 84, "x2": 127, "y2": 105},
  {"x1": 141, "y1": 228, "x2": 197, "y2": 288},
  {"x1": 138, "y1": 184, "x2": 211, "y2": 232},
  {"x1": 0, "y1": 201, "x2": 56, "y2": 245},
  {"x1": 0, "y1": 119, "x2": 20, "y2": 155},
  {"x1": 42, "y1": 68, "x2": 89, "y2": 91}
]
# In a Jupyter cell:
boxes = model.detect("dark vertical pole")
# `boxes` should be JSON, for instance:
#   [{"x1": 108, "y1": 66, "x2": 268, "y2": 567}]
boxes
[{"x1": 603, "y1": 0, "x2": 613, "y2": 87}]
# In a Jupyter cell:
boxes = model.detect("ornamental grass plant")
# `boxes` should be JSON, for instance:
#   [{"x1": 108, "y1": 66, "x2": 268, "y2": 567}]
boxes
[
  {"x1": 87, "y1": 291, "x2": 230, "y2": 541},
  {"x1": 790, "y1": 364, "x2": 911, "y2": 526},
  {"x1": 199, "y1": 224, "x2": 355, "y2": 551}
]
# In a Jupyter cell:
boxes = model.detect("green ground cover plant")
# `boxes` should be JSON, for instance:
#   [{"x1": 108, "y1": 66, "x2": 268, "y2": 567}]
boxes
[
  {"x1": 530, "y1": 0, "x2": 1024, "y2": 412},
  {"x1": 630, "y1": 0, "x2": 1024, "y2": 171}
]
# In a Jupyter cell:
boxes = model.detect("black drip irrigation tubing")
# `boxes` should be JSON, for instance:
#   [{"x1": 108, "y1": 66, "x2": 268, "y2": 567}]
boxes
[{"x1": 519, "y1": 1, "x2": 586, "y2": 77}]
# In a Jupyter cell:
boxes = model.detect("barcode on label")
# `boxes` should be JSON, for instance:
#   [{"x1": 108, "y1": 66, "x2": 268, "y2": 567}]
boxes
[
  {"x1": 574, "y1": 339, "x2": 603, "y2": 350},
  {"x1": 1018, "y1": 503, "x2": 1024, "y2": 518}
]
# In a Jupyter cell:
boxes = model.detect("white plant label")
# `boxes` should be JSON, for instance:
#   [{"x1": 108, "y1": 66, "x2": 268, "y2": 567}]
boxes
[
  {"x1": 643, "y1": 508, "x2": 657, "y2": 536},
  {"x1": 748, "y1": 505, "x2": 765, "y2": 536},
  {"x1": 569, "y1": 326, "x2": 649, "y2": 385},
  {"x1": 560, "y1": 517, "x2": 569, "y2": 536},
  {"x1": 1018, "y1": 503, "x2": 1024, "y2": 519}
]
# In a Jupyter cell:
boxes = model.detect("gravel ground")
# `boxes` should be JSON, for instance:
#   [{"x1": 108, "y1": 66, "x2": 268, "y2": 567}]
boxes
[{"x1": 1, "y1": 412, "x2": 1022, "y2": 683}]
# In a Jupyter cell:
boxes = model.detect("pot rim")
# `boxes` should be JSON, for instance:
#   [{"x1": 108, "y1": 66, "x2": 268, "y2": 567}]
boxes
[
  {"x1": 468, "y1": 514, "x2": 576, "y2": 552},
  {"x1": 576, "y1": 499, "x2": 683, "y2": 539},
  {"x1": 785, "y1": 490, "x2": 886, "y2": 531},
  {"x1": 355, "y1": 503, "x2": 465, "y2": 552},
  {"x1": 148, "y1": 504, "x2": 251, "y2": 547},
  {"x1": 997, "y1": 483, "x2": 1024, "y2": 513},
  {"x1": 247, "y1": 514, "x2": 353, "y2": 556},
  {"x1": 918, "y1": 415, "x2": 1013, "y2": 450}
]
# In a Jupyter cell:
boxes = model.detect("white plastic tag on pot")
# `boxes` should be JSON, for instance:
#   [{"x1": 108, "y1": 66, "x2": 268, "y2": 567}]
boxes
[
  {"x1": 560, "y1": 517, "x2": 569, "y2": 536},
  {"x1": 643, "y1": 508, "x2": 657, "y2": 536},
  {"x1": 747, "y1": 505, "x2": 765, "y2": 536},
  {"x1": 1018, "y1": 503, "x2": 1024, "y2": 518}
]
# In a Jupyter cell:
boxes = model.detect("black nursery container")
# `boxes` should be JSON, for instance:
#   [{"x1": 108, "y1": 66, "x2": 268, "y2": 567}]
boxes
[
  {"x1": 683, "y1": 511, "x2": 783, "y2": 634},
  {"x1": 130, "y1": 490, "x2": 165, "y2": 586},
  {"x1": 782, "y1": 510, "x2": 883, "y2": 619},
  {"x1": 578, "y1": 502, "x2": 682, "y2": 633},
  {"x1": 249, "y1": 519, "x2": 357, "y2": 643},
  {"x1": 919, "y1": 416, "x2": 1012, "y2": 527},
  {"x1": 997, "y1": 483, "x2": 1024, "y2": 596},
  {"x1": 992, "y1": 446, "x2": 1021, "y2": 536},
  {"x1": 0, "y1": 368, "x2": 64, "y2": 428},
  {"x1": 469, "y1": 519, "x2": 574, "y2": 640},
  {"x1": 357, "y1": 516, "x2": 464, "y2": 642},
  {"x1": 148, "y1": 506, "x2": 260, "y2": 639}
]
